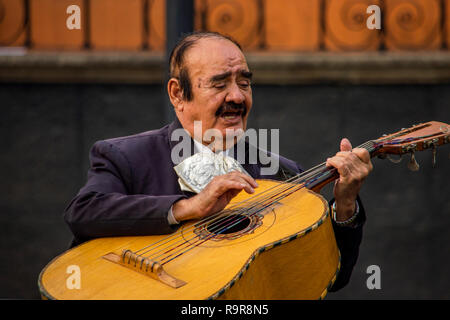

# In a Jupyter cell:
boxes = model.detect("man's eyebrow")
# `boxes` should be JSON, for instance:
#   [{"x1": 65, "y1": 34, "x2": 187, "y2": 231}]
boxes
[
  {"x1": 210, "y1": 71, "x2": 232, "y2": 82},
  {"x1": 240, "y1": 70, "x2": 253, "y2": 79},
  {"x1": 209, "y1": 70, "x2": 253, "y2": 83}
]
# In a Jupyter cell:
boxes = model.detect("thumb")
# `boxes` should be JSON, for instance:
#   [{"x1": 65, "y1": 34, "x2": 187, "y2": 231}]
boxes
[{"x1": 340, "y1": 138, "x2": 352, "y2": 152}]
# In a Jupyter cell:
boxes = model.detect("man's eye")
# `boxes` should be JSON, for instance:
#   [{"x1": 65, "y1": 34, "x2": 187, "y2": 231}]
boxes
[
  {"x1": 214, "y1": 84, "x2": 226, "y2": 89},
  {"x1": 239, "y1": 82, "x2": 250, "y2": 88}
]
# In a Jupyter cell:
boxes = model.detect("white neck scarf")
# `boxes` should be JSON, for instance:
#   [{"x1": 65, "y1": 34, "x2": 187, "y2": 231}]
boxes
[{"x1": 174, "y1": 139, "x2": 249, "y2": 193}]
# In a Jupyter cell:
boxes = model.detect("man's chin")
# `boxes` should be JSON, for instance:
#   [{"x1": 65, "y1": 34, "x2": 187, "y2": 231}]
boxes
[
  {"x1": 220, "y1": 123, "x2": 246, "y2": 138},
  {"x1": 210, "y1": 122, "x2": 246, "y2": 150}
]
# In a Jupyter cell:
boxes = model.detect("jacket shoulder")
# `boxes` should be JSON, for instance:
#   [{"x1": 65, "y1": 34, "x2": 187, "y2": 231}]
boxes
[{"x1": 93, "y1": 124, "x2": 171, "y2": 154}]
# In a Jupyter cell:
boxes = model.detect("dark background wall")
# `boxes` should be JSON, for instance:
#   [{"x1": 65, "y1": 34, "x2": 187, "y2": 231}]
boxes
[{"x1": 0, "y1": 82, "x2": 449, "y2": 299}]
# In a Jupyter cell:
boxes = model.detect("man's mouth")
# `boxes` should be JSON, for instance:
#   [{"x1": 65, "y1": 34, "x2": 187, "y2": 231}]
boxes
[
  {"x1": 215, "y1": 102, "x2": 247, "y2": 120},
  {"x1": 221, "y1": 111, "x2": 242, "y2": 120}
]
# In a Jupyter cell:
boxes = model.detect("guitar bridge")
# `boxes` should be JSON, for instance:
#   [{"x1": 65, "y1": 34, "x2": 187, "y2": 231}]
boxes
[{"x1": 102, "y1": 250, "x2": 186, "y2": 289}]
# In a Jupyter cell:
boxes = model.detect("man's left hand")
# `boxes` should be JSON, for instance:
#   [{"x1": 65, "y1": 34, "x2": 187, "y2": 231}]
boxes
[{"x1": 326, "y1": 138, "x2": 373, "y2": 222}]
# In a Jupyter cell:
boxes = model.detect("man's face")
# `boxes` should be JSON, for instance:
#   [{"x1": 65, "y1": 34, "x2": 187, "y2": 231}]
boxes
[{"x1": 173, "y1": 38, "x2": 253, "y2": 149}]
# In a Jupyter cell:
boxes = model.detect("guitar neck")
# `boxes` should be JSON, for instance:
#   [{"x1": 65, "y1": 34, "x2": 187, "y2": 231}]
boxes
[
  {"x1": 305, "y1": 121, "x2": 450, "y2": 192},
  {"x1": 304, "y1": 141, "x2": 375, "y2": 193}
]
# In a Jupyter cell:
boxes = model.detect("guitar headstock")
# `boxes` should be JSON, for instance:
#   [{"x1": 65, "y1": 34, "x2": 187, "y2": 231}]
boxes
[
  {"x1": 365, "y1": 121, "x2": 450, "y2": 171},
  {"x1": 370, "y1": 121, "x2": 450, "y2": 157},
  {"x1": 309, "y1": 121, "x2": 449, "y2": 191}
]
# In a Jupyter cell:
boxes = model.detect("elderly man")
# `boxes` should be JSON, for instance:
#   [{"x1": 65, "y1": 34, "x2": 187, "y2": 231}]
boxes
[{"x1": 64, "y1": 32, "x2": 372, "y2": 293}]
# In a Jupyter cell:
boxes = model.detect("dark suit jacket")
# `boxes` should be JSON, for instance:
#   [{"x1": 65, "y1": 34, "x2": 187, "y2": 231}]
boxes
[{"x1": 64, "y1": 118, "x2": 365, "y2": 292}]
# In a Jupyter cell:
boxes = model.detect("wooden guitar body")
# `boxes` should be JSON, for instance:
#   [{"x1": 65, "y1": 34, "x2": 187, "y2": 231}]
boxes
[{"x1": 39, "y1": 179, "x2": 340, "y2": 300}]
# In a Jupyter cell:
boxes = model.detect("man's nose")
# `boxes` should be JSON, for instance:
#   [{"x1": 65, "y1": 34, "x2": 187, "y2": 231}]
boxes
[{"x1": 225, "y1": 82, "x2": 245, "y2": 104}]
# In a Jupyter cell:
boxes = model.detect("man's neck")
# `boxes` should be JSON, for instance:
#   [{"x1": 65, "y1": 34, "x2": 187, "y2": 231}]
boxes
[{"x1": 192, "y1": 138, "x2": 234, "y2": 157}]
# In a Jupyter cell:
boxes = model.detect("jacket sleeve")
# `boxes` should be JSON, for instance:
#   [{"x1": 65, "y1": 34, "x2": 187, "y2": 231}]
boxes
[
  {"x1": 64, "y1": 141, "x2": 186, "y2": 245},
  {"x1": 328, "y1": 195, "x2": 366, "y2": 292}
]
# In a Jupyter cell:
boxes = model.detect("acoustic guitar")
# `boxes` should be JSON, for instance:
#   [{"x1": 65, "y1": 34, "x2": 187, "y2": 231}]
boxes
[{"x1": 38, "y1": 121, "x2": 449, "y2": 300}]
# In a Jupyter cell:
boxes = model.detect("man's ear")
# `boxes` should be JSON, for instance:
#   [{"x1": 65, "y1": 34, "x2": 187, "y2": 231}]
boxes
[{"x1": 167, "y1": 78, "x2": 184, "y2": 112}]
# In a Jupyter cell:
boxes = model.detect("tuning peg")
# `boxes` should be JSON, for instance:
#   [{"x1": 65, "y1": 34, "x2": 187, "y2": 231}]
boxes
[{"x1": 407, "y1": 152, "x2": 420, "y2": 171}]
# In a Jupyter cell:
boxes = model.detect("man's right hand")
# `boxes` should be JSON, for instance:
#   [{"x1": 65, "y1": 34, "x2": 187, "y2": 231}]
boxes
[{"x1": 172, "y1": 171, "x2": 258, "y2": 222}]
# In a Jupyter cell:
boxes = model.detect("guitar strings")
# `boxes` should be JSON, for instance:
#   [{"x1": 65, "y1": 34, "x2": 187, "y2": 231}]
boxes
[
  {"x1": 134, "y1": 168, "x2": 315, "y2": 260},
  {"x1": 173, "y1": 140, "x2": 373, "y2": 238},
  {"x1": 154, "y1": 140, "x2": 378, "y2": 263},
  {"x1": 131, "y1": 141, "x2": 376, "y2": 265},
  {"x1": 133, "y1": 140, "x2": 375, "y2": 262},
  {"x1": 135, "y1": 141, "x2": 375, "y2": 264},
  {"x1": 138, "y1": 165, "x2": 339, "y2": 264},
  {"x1": 156, "y1": 178, "x2": 313, "y2": 263},
  {"x1": 154, "y1": 141, "x2": 377, "y2": 264},
  {"x1": 374, "y1": 133, "x2": 444, "y2": 146},
  {"x1": 132, "y1": 165, "x2": 330, "y2": 266},
  {"x1": 134, "y1": 158, "x2": 335, "y2": 259},
  {"x1": 158, "y1": 166, "x2": 341, "y2": 265},
  {"x1": 157, "y1": 181, "x2": 310, "y2": 264},
  {"x1": 132, "y1": 159, "x2": 330, "y2": 257}
]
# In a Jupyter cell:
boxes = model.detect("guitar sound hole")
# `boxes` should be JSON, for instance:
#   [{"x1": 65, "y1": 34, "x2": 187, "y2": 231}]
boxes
[{"x1": 206, "y1": 214, "x2": 251, "y2": 235}]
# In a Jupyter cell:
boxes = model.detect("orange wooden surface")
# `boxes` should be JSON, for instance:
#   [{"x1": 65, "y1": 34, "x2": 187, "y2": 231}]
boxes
[
  {"x1": 446, "y1": 0, "x2": 450, "y2": 49},
  {"x1": 0, "y1": 0, "x2": 27, "y2": 46},
  {"x1": 384, "y1": 0, "x2": 442, "y2": 50},
  {"x1": 265, "y1": 0, "x2": 321, "y2": 51},
  {"x1": 147, "y1": 0, "x2": 165, "y2": 51},
  {"x1": 198, "y1": 0, "x2": 263, "y2": 50},
  {"x1": 90, "y1": 0, "x2": 143, "y2": 50},
  {"x1": 30, "y1": 0, "x2": 84, "y2": 49},
  {"x1": 324, "y1": 0, "x2": 381, "y2": 51},
  {"x1": 1, "y1": 0, "x2": 448, "y2": 52}
]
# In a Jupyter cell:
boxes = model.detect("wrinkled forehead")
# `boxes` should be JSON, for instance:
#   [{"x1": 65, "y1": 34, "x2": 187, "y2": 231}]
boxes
[{"x1": 184, "y1": 38, "x2": 249, "y2": 78}]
